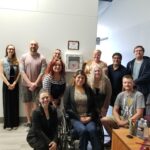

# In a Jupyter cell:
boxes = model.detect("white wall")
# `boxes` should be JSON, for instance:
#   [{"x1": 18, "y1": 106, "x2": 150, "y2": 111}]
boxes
[
  {"x1": 97, "y1": 0, "x2": 150, "y2": 66},
  {"x1": 0, "y1": 0, "x2": 98, "y2": 117}
]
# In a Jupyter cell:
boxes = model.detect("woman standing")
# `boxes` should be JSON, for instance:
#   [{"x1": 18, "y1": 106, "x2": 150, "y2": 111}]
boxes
[
  {"x1": 42, "y1": 58, "x2": 66, "y2": 108},
  {"x1": 27, "y1": 89, "x2": 58, "y2": 150},
  {"x1": 0, "y1": 44, "x2": 20, "y2": 130},
  {"x1": 83, "y1": 49, "x2": 108, "y2": 77},
  {"x1": 88, "y1": 65, "x2": 112, "y2": 117},
  {"x1": 64, "y1": 70, "x2": 101, "y2": 150}
]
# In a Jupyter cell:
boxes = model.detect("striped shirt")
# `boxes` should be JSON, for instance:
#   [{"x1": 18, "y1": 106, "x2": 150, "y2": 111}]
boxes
[{"x1": 42, "y1": 74, "x2": 66, "y2": 99}]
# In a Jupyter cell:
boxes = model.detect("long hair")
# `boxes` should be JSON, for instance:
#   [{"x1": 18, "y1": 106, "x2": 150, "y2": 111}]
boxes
[
  {"x1": 71, "y1": 69, "x2": 88, "y2": 88},
  {"x1": 88, "y1": 65, "x2": 108, "y2": 94},
  {"x1": 45, "y1": 58, "x2": 65, "y2": 76},
  {"x1": 5, "y1": 44, "x2": 19, "y2": 65}
]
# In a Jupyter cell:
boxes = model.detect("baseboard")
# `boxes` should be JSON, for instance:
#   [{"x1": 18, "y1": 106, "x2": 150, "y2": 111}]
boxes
[{"x1": 0, "y1": 117, "x2": 26, "y2": 123}]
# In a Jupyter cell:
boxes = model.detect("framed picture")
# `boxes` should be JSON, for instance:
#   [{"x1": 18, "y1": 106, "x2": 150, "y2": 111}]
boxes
[
  {"x1": 65, "y1": 53, "x2": 83, "y2": 72},
  {"x1": 68, "y1": 41, "x2": 79, "y2": 50}
]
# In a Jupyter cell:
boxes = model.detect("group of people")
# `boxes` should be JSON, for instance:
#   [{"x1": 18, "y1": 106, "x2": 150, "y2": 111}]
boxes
[{"x1": 0, "y1": 41, "x2": 150, "y2": 150}]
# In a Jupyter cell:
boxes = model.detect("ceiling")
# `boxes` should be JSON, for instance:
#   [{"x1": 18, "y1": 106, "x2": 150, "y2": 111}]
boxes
[
  {"x1": 100, "y1": 0, "x2": 113, "y2": 2},
  {"x1": 98, "y1": 0, "x2": 112, "y2": 16}
]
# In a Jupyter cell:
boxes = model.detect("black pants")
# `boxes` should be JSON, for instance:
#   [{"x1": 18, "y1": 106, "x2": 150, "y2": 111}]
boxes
[{"x1": 27, "y1": 129, "x2": 50, "y2": 150}]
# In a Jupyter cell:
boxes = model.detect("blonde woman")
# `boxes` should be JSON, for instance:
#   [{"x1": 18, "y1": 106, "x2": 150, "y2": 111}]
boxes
[
  {"x1": 83, "y1": 49, "x2": 108, "y2": 77},
  {"x1": 0, "y1": 44, "x2": 20, "y2": 130},
  {"x1": 88, "y1": 65, "x2": 112, "y2": 117}
]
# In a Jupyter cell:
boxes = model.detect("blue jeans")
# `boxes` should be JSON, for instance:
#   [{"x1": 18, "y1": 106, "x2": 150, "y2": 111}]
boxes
[{"x1": 71, "y1": 119, "x2": 101, "y2": 150}]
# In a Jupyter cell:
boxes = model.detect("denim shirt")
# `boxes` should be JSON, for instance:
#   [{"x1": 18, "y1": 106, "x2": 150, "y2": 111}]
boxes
[{"x1": 2, "y1": 57, "x2": 18, "y2": 80}]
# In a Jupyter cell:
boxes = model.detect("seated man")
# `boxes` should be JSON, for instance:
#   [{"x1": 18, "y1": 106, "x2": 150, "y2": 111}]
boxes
[{"x1": 101, "y1": 75, "x2": 145, "y2": 147}]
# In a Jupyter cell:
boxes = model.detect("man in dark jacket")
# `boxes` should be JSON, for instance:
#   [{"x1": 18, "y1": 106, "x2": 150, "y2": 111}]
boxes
[{"x1": 127, "y1": 45, "x2": 150, "y2": 115}]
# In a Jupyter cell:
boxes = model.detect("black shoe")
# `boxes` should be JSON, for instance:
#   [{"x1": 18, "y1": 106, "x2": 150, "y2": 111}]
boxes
[{"x1": 104, "y1": 140, "x2": 111, "y2": 147}]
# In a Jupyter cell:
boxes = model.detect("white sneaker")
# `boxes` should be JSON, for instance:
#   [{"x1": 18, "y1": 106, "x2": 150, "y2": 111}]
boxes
[
  {"x1": 13, "y1": 127, "x2": 18, "y2": 130},
  {"x1": 6, "y1": 128, "x2": 12, "y2": 131},
  {"x1": 25, "y1": 127, "x2": 30, "y2": 132}
]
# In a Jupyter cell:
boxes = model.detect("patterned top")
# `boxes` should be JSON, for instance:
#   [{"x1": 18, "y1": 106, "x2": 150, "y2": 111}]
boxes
[
  {"x1": 74, "y1": 89, "x2": 87, "y2": 116},
  {"x1": 115, "y1": 90, "x2": 145, "y2": 120},
  {"x1": 42, "y1": 74, "x2": 66, "y2": 99}
]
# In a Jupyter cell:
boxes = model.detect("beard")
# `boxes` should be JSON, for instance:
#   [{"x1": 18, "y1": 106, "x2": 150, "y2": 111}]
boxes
[{"x1": 30, "y1": 48, "x2": 37, "y2": 53}]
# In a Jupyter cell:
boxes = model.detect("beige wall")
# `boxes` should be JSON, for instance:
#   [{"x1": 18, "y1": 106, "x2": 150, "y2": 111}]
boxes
[{"x1": 0, "y1": 0, "x2": 98, "y2": 117}]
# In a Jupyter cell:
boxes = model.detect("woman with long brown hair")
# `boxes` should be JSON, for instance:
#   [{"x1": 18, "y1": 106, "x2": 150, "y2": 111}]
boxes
[
  {"x1": 64, "y1": 70, "x2": 101, "y2": 150},
  {"x1": 0, "y1": 44, "x2": 20, "y2": 130}
]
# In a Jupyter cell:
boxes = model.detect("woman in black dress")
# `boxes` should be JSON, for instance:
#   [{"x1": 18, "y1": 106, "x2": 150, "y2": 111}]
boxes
[{"x1": 0, "y1": 44, "x2": 20, "y2": 130}]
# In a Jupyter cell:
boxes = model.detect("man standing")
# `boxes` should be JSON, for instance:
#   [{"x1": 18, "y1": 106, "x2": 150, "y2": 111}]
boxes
[
  {"x1": 108, "y1": 53, "x2": 127, "y2": 107},
  {"x1": 101, "y1": 75, "x2": 145, "y2": 147},
  {"x1": 127, "y1": 45, "x2": 150, "y2": 114},
  {"x1": 20, "y1": 40, "x2": 47, "y2": 128}
]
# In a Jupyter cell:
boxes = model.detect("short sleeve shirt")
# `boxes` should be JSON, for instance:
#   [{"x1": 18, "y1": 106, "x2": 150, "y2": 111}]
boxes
[
  {"x1": 20, "y1": 52, "x2": 47, "y2": 87},
  {"x1": 114, "y1": 90, "x2": 145, "y2": 120}
]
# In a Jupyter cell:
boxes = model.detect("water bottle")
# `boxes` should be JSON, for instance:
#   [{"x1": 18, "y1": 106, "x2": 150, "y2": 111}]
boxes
[
  {"x1": 143, "y1": 120, "x2": 149, "y2": 140},
  {"x1": 136, "y1": 118, "x2": 144, "y2": 139},
  {"x1": 129, "y1": 119, "x2": 137, "y2": 136}
]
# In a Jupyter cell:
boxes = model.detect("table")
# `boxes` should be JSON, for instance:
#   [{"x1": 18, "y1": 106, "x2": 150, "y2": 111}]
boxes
[{"x1": 111, "y1": 128, "x2": 150, "y2": 150}]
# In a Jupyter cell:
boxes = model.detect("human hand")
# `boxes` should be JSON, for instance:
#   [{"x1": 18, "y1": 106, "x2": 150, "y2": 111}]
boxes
[
  {"x1": 8, "y1": 83, "x2": 15, "y2": 90},
  {"x1": 117, "y1": 119, "x2": 128, "y2": 127},
  {"x1": 101, "y1": 108, "x2": 107, "y2": 117},
  {"x1": 80, "y1": 116, "x2": 91, "y2": 124},
  {"x1": 51, "y1": 101, "x2": 57, "y2": 108},
  {"x1": 10, "y1": 81, "x2": 17, "y2": 89},
  {"x1": 29, "y1": 82, "x2": 37, "y2": 91},
  {"x1": 9, "y1": 85, "x2": 15, "y2": 90},
  {"x1": 49, "y1": 141, "x2": 57, "y2": 150},
  {"x1": 51, "y1": 99, "x2": 60, "y2": 108}
]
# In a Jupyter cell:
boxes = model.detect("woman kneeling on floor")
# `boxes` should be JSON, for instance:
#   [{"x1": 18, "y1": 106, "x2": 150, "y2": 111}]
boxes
[{"x1": 27, "y1": 89, "x2": 58, "y2": 150}]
